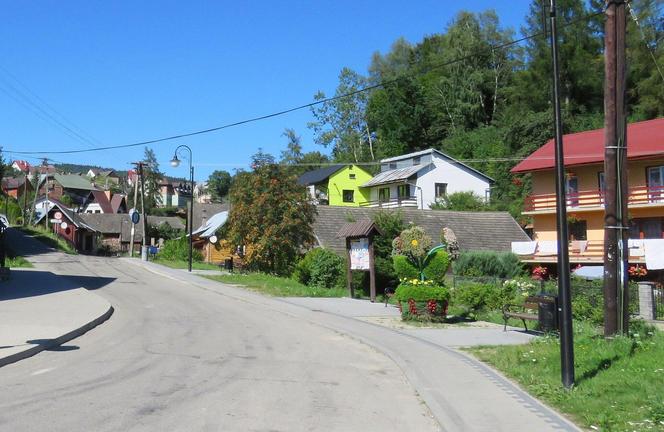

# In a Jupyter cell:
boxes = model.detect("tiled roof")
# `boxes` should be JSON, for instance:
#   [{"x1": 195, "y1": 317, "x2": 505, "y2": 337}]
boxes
[
  {"x1": 1, "y1": 176, "x2": 28, "y2": 189},
  {"x1": 79, "y1": 214, "x2": 185, "y2": 241},
  {"x1": 89, "y1": 190, "x2": 113, "y2": 213},
  {"x1": 336, "y1": 219, "x2": 381, "y2": 238},
  {"x1": 313, "y1": 206, "x2": 529, "y2": 255},
  {"x1": 512, "y1": 117, "x2": 664, "y2": 173},
  {"x1": 110, "y1": 194, "x2": 127, "y2": 213},
  {"x1": 297, "y1": 165, "x2": 345, "y2": 186}
]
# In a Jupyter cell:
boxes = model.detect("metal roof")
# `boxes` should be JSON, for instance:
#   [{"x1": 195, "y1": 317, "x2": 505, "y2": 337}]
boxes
[
  {"x1": 53, "y1": 174, "x2": 98, "y2": 191},
  {"x1": 192, "y1": 211, "x2": 228, "y2": 238},
  {"x1": 380, "y1": 148, "x2": 494, "y2": 183},
  {"x1": 297, "y1": 165, "x2": 345, "y2": 186},
  {"x1": 361, "y1": 165, "x2": 426, "y2": 187}
]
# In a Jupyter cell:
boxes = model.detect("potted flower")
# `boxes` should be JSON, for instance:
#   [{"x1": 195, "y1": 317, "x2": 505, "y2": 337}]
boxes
[{"x1": 628, "y1": 264, "x2": 647, "y2": 279}]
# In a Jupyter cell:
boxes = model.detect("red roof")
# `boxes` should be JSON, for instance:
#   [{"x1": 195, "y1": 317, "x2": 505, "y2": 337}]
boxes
[
  {"x1": 511, "y1": 117, "x2": 664, "y2": 173},
  {"x1": 89, "y1": 190, "x2": 114, "y2": 213},
  {"x1": 12, "y1": 160, "x2": 31, "y2": 172}
]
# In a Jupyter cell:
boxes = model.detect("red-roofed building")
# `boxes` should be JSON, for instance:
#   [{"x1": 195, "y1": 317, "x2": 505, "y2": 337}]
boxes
[
  {"x1": 511, "y1": 118, "x2": 664, "y2": 265},
  {"x1": 11, "y1": 160, "x2": 31, "y2": 173}
]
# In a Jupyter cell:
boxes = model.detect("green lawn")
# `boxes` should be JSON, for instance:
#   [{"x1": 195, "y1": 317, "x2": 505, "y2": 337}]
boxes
[
  {"x1": 6, "y1": 254, "x2": 33, "y2": 268},
  {"x1": 18, "y1": 226, "x2": 77, "y2": 254},
  {"x1": 205, "y1": 273, "x2": 347, "y2": 297},
  {"x1": 153, "y1": 258, "x2": 222, "y2": 271},
  {"x1": 469, "y1": 321, "x2": 664, "y2": 431}
]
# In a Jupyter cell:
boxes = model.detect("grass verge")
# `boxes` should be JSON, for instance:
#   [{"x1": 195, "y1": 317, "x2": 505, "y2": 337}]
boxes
[
  {"x1": 468, "y1": 321, "x2": 664, "y2": 431},
  {"x1": 18, "y1": 226, "x2": 77, "y2": 254},
  {"x1": 153, "y1": 258, "x2": 222, "y2": 271},
  {"x1": 205, "y1": 273, "x2": 347, "y2": 297}
]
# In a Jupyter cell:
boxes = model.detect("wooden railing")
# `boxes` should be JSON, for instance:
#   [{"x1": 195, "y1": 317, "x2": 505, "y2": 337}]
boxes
[
  {"x1": 524, "y1": 185, "x2": 664, "y2": 212},
  {"x1": 359, "y1": 196, "x2": 418, "y2": 208}
]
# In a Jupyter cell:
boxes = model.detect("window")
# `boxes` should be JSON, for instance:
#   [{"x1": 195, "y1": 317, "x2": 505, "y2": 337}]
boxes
[
  {"x1": 435, "y1": 183, "x2": 447, "y2": 199},
  {"x1": 397, "y1": 184, "x2": 410, "y2": 198},
  {"x1": 565, "y1": 175, "x2": 579, "y2": 207},
  {"x1": 630, "y1": 217, "x2": 664, "y2": 239},
  {"x1": 598, "y1": 172, "x2": 605, "y2": 203},
  {"x1": 647, "y1": 166, "x2": 664, "y2": 202},
  {"x1": 389, "y1": 163, "x2": 397, "y2": 170},
  {"x1": 378, "y1": 187, "x2": 390, "y2": 202},
  {"x1": 412, "y1": 156, "x2": 421, "y2": 166},
  {"x1": 568, "y1": 220, "x2": 587, "y2": 241},
  {"x1": 349, "y1": 173, "x2": 356, "y2": 180},
  {"x1": 342, "y1": 190, "x2": 354, "y2": 203}
]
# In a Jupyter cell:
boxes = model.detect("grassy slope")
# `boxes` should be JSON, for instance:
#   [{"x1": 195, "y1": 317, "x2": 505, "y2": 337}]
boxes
[
  {"x1": 18, "y1": 226, "x2": 77, "y2": 254},
  {"x1": 469, "y1": 322, "x2": 664, "y2": 431}
]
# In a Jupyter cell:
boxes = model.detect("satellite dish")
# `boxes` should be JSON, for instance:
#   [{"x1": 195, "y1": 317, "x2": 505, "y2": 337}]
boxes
[
  {"x1": 209, "y1": 235, "x2": 218, "y2": 244},
  {"x1": 60, "y1": 222, "x2": 68, "y2": 230}
]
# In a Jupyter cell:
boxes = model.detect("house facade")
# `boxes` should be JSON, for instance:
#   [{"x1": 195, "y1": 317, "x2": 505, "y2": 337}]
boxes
[
  {"x1": 1, "y1": 176, "x2": 33, "y2": 200},
  {"x1": 360, "y1": 149, "x2": 493, "y2": 209},
  {"x1": 298, "y1": 165, "x2": 372, "y2": 207},
  {"x1": 159, "y1": 179, "x2": 188, "y2": 208},
  {"x1": 511, "y1": 118, "x2": 664, "y2": 269}
]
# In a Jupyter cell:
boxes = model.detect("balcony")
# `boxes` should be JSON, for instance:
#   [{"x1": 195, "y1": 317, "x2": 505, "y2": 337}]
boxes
[
  {"x1": 524, "y1": 185, "x2": 664, "y2": 214},
  {"x1": 515, "y1": 239, "x2": 648, "y2": 264},
  {"x1": 359, "y1": 196, "x2": 419, "y2": 209}
]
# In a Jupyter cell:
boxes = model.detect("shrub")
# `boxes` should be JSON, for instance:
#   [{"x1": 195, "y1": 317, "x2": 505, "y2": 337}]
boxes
[
  {"x1": 395, "y1": 280, "x2": 450, "y2": 322},
  {"x1": 293, "y1": 248, "x2": 344, "y2": 289},
  {"x1": 309, "y1": 249, "x2": 344, "y2": 289},
  {"x1": 422, "y1": 250, "x2": 450, "y2": 285},
  {"x1": 450, "y1": 282, "x2": 494, "y2": 316},
  {"x1": 392, "y1": 226, "x2": 433, "y2": 262},
  {"x1": 394, "y1": 282, "x2": 450, "y2": 302},
  {"x1": 158, "y1": 237, "x2": 203, "y2": 262},
  {"x1": 392, "y1": 255, "x2": 420, "y2": 280},
  {"x1": 453, "y1": 251, "x2": 525, "y2": 279}
]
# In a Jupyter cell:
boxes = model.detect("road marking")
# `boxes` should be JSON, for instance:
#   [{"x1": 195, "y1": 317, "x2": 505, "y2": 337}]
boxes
[{"x1": 31, "y1": 368, "x2": 55, "y2": 376}]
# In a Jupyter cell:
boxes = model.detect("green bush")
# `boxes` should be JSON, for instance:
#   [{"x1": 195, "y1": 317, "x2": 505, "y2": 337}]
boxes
[
  {"x1": 293, "y1": 248, "x2": 344, "y2": 289},
  {"x1": 422, "y1": 250, "x2": 450, "y2": 285},
  {"x1": 453, "y1": 251, "x2": 525, "y2": 279},
  {"x1": 394, "y1": 283, "x2": 450, "y2": 302},
  {"x1": 392, "y1": 255, "x2": 420, "y2": 280},
  {"x1": 309, "y1": 249, "x2": 344, "y2": 289},
  {"x1": 450, "y1": 282, "x2": 494, "y2": 315},
  {"x1": 158, "y1": 237, "x2": 203, "y2": 262}
]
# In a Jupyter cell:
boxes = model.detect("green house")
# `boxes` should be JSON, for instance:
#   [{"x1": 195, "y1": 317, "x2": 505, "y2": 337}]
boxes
[{"x1": 297, "y1": 164, "x2": 372, "y2": 207}]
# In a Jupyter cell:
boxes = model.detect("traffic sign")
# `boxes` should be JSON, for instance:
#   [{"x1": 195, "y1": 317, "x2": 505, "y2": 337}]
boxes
[{"x1": 129, "y1": 209, "x2": 140, "y2": 224}]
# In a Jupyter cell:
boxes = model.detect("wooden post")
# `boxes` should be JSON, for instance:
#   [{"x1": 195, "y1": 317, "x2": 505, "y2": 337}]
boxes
[
  {"x1": 346, "y1": 237, "x2": 354, "y2": 298},
  {"x1": 369, "y1": 236, "x2": 376, "y2": 302}
]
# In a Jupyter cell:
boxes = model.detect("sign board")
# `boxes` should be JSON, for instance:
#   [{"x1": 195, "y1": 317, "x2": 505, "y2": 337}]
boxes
[
  {"x1": 50, "y1": 218, "x2": 60, "y2": 224},
  {"x1": 349, "y1": 238, "x2": 370, "y2": 270},
  {"x1": 60, "y1": 222, "x2": 68, "y2": 230},
  {"x1": 54, "y1": 211, "x2": 63, "y2": 220},
  {"x1": 129, "y1": 209, "x2": 140, "y2": 224}
]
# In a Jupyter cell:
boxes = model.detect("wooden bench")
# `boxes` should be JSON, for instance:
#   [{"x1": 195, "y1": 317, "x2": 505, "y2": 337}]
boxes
[{"x1": 503, "y1": 296, "x2": 540, "y2": 332}]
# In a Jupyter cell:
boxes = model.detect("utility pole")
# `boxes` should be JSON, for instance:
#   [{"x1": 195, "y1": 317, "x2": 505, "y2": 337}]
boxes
[
  {"x1": 138, "y1": 162, "x2": 148, "y2": 251},
  {"x1": 128, "y1": 164, "x2": 140, "y2": 257},
  {"x1": 548, "y1": 0, "x2": 574, "y2": 389},
  {"x1": 22, "y1": 174, "x2": 28, "y2": 225},
  {"x1": 603, "y1": 0, "x2": 629, "y2": 336}
]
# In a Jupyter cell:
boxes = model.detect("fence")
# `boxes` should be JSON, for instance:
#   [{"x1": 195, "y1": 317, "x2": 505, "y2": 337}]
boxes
[{"x1": 655, "y1": 286, "x2": 664, "y2": 320}]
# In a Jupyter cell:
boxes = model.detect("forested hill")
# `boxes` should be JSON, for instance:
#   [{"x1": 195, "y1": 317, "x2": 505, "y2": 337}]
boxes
[
  {"x1": 54, "y1": 163, "x2": 128, "y2": 178},
  {"x1": 305, "y1": 0, "x2": 663, "y2": 220}
]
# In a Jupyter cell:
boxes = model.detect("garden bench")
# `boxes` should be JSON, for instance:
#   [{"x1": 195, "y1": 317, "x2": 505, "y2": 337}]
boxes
[{"x1": 502, "y1": 296, "x2": 540, "y2": 332}]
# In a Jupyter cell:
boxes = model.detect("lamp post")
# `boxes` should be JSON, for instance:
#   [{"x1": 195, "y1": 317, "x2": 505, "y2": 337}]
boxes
[{"x1": 170, "y1": 145, "x2": 194, "y2": 272}]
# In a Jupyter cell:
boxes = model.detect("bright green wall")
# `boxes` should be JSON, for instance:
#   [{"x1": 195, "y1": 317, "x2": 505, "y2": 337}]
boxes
[{"x1": 328, "y1": 165, "x2": 372, "y2": 207}]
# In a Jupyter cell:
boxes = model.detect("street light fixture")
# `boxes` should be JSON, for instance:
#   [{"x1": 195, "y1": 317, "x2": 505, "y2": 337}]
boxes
[{"x1": 170, "y1": 145, "x2": 194, "y2": 272}]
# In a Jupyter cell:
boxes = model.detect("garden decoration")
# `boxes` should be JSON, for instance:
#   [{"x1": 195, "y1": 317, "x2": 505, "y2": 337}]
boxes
[{"x1": 392, "y1": 226, "x2": 451, "y2": 321}]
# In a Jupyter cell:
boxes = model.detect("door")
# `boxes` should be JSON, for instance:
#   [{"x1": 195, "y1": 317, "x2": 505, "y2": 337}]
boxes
[{"x1": 566, "y1": 175, "x2": 579, "y2": 207}]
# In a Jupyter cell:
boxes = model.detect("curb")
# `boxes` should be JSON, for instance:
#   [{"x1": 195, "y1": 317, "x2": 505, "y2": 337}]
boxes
[{"x1": 0, "y1": 304, "x2": 114, "y2": 368}]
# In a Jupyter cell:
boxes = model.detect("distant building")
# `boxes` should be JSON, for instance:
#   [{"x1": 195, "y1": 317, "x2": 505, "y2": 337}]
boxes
[
  {"x1": 1, "y1": 176, "x2": 33, "y2": 200},
  {"x1": 298, "y1": 164, "x2": 373, "y2": 207}
]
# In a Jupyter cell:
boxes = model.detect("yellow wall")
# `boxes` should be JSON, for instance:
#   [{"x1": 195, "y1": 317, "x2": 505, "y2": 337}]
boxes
[{"x1": 328, "y1": 165, "x2": 372, "y2": 207}]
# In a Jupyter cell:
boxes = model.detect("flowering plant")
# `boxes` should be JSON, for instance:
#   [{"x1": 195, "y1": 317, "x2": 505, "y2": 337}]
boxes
[
  {"x1": 628, "y1": 264, "x2": 647, "y2": 277},
  {"x1": 532, "y1": 266, "x2": 548, "y2": 280}
]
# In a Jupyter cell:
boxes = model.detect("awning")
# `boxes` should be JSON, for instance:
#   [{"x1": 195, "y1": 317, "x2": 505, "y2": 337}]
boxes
[{"x1": 361, "y1": 164, "x2": 428, "y2": 188}]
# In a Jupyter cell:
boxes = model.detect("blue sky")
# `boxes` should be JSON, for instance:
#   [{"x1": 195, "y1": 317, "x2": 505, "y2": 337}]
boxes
[{"x1": 0, "y1": 1, "x2": 532, "y2": 181}]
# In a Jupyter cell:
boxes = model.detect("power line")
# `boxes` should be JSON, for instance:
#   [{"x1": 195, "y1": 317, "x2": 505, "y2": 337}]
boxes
[
  {"x1": 3, "y1": 9, "x2": 604, "y2": 157},
  {"x1": 627, "y1": 1, "x2": 664, "y2": 84}
]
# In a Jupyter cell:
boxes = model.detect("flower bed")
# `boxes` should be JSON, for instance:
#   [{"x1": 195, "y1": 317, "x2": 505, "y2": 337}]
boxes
[{"x1": 394, "y1": 279, "x2": 450, "y2": 322}]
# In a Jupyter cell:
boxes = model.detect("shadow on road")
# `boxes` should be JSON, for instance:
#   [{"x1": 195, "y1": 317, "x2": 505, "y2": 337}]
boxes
[{"x1": 0, "y1": 270, "x2": 115, "y2": 301}]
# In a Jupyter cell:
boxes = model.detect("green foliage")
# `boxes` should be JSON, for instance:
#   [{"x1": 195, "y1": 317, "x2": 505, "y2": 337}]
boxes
[
  {"x1": 392, "y1": 255, "x2": 420, "y2": 280},
  {"x1": 207, "y1": 170, "x2": 232, "y2": 203},
  {"x1": 228, "y1": 162, "x2": 316, "y2": 276},
  {"x1": 421, "y1": 250, "x2": 450, "y2": 285},
  {"x1": 148, "y1": 222, "x2": 182, "y2": 241},
  {"x1": 453, "y1": 251, "x2": 525, "y2": 278},
  {"x1": 142, "y1": 147, "x2": 163, "y2": 212},
  {"x1": 451, "y1": 282, "x2": 494, "y2": 315},
  {"x1": 394, "y1": 283, "x2": 450, "y2": 302},
  {"x1": 205, "y1": 272, "x2": 347, "y2": 298},
  {"x1": 158, "y1": 237, "x2": 203, "y2": 262},
  {"x1": 392, "y1": 226, "x2": 432, "y2": 263},
  {"x1": 430, "y1": 191, "x2": 488, "y2": 211},
  {"x1": 293, "y1": 248, "x2": 344, "y2": 289},
  {"x1": 149, "y1": 206, "x2": 180, "y2": 217}
]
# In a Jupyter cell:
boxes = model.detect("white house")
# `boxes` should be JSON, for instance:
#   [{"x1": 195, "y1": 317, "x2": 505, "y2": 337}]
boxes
[{"x1": 360, "y1": 148, "x2": 493, "y2": 209}]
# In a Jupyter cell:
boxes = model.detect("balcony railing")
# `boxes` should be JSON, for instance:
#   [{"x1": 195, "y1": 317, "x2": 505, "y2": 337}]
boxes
[
  {"x1": 524, "y1": 185, "x2": 664, "y2": 212},
  {"x1": 359, "y1": 196, "x2": 418, "y2": 208}
]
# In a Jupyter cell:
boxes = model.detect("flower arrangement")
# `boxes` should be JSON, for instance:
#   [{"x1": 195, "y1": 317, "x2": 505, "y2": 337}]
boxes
[
  {"x1": 532, "y1": 265, "x2": 548, "y2": 280},
  {"x1": 628, "y1": 264, "x2": 647, "y2": 278},
  {"x1": 394, "y1": 278, "x2": 450, "y2": 322}
]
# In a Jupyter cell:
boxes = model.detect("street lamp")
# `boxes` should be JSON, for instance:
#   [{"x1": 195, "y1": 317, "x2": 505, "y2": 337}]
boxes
[{"x1": 170, "y1": 145, "x2": 194, "y2": 272}]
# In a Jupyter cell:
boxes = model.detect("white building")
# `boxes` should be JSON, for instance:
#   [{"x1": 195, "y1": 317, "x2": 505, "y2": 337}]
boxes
[{"x1": 360, "y1": 149, "x2": 493, "y2": 209}]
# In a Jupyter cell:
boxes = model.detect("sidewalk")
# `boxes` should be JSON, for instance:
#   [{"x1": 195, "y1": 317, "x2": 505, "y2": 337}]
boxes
[{"x1": 0, "y1": 230, "x2": 114, "y2": 368}]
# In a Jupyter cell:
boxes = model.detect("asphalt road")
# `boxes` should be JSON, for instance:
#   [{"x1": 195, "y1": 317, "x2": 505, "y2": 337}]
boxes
[{"x1": 0, "y1": 237, "x2": 439, "y2": 432}]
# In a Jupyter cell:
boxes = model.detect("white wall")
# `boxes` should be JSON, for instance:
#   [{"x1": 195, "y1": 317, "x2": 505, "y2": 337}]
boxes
[{"x1": 416, "y1": 156, "x2": 491, "y2": 208}]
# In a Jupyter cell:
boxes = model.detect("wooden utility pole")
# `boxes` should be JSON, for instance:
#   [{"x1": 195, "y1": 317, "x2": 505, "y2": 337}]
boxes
[
  {"x1": 138, "y1": 162, "x2": 148, "y2": 250},
  {"x1": 603, "y1": 0, "x2": 629, "y2": 336}
]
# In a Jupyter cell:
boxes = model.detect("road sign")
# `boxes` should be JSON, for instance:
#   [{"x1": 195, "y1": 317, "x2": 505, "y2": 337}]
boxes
[
  {"x1": 129, "y1": 209, "x2": 140, "y2": 224},
  {"x1": 54, "y1": 211, "x2": 63, "y2": 220},
  {"x1": 60, "y1": 222, "x2": 68, "y2": 230}
]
